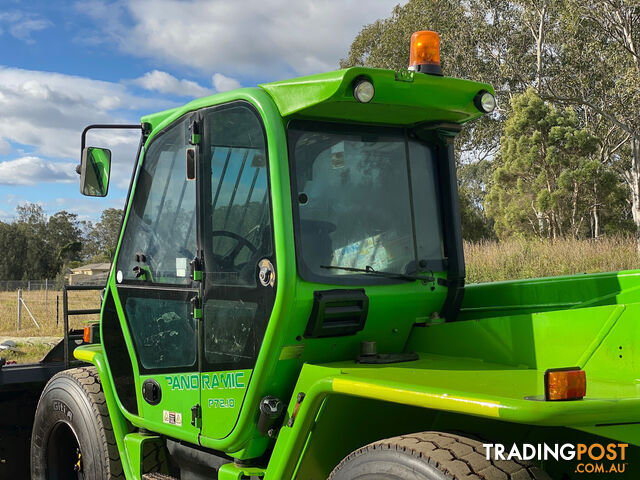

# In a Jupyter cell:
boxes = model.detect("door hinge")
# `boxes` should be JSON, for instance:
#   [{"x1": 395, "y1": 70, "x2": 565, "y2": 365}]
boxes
[
  {"x1": 189, "y1": 120, "x2": 201, "y2": 145},
  {"x1": 190, "y1": 256, "x2": 203, "y2": 282},
  {"x1": 191, "y1": 404, "x2": 201, "y2": 427},
  {"x1": 190, "y1": 296, "x2": 202, "y2": 320}
]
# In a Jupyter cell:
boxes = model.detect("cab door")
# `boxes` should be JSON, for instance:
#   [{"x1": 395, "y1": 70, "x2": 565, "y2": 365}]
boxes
[
  {"x1": 113, "y1": 113, "x2": 202, "y2": 444},
  {"x1": 199, "y1": 102, "x2": 276, "y2": 440}
]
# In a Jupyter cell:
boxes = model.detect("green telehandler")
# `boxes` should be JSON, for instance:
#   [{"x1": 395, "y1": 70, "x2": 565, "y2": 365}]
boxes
[{"x1": 4, "y1": 30, "x2": 639, "y2": 479}]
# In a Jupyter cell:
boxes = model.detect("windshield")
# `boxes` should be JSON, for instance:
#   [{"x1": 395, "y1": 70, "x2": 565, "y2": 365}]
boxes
[{"x1": 289, "y1": 122, "x2": 444, "y2": 284}]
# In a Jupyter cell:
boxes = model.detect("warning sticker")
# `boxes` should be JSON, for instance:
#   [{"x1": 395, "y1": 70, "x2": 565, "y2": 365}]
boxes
[{"x1": 163, "y1": 410, "x2": 182, "y2": 427}]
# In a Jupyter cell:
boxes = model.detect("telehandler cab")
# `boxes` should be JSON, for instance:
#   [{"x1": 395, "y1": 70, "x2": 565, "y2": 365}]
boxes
[{"x1": 5, "y1": 30, "x2": 640, "y2": 479}]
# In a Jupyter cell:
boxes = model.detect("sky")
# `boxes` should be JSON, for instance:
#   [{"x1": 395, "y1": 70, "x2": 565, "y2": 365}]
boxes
[{"x1": 0, "y1": 0, "x2": 405, "y2": 222}]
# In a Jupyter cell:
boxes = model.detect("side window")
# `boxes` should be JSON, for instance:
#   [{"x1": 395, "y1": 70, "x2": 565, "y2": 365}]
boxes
[
  {"x1": 117, "y1": 117, "x2": 196, "y2": 284},
  {"x1": 409, "y1": 141, "x2": 444, "y2": 266},
  {"x1": 115, "y1": 116, "x2": 198, "y2": 372},
  {"x1": 202, "y1": 103, "x2": 275, "y2": 370},
  {"x1": 119, "y1": 288, "x2": 197, "y2": 371},
  {"x1": 206, "y1": 105, "x2": 272, "y2": 286}
]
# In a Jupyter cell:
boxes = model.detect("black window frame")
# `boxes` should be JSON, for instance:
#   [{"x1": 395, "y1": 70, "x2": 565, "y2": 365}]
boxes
[{"x1": 286, "y1": 119, "x2": 447, "y2": 286}]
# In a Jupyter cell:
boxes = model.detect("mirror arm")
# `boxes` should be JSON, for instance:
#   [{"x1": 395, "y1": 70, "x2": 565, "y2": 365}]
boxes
[{"x1": 79, "y1": 124, "x2": 143, "y2": 173}]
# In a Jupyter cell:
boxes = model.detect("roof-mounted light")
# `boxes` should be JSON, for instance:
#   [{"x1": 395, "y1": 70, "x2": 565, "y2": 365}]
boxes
[
  {"x1": 408, "y1": 31, "x2": 443, "y2": 76},
  {"x1": 474, "y1": 90, "x2": 496, "y2": 113},
  {"x1": 353, "y1": 77, "x2": 375, "y2": 103}
]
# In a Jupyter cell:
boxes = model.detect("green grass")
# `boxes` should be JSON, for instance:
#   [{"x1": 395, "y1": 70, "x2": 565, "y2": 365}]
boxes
[{"x1": 1, "y1": 341, "x2": 55, "y2": 364}]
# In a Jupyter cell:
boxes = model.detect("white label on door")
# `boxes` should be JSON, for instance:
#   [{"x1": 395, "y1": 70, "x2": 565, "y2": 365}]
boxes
[{"x1": 176, "y1": 257, "x2": 187, "y2": 277}]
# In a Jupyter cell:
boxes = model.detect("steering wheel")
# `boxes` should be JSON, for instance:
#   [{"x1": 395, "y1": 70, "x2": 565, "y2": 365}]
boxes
[{"x1": 211, "y1": 230, "x2": 258, "y2": 271}]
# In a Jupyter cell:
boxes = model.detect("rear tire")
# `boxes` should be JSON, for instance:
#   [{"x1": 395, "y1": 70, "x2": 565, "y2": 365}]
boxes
[
  {"x1": 31, "y1": 366, "x2": 124, "y2": 479},
  {"x1": 329, "y1": 431, "x2": 550, "y2": 480}
]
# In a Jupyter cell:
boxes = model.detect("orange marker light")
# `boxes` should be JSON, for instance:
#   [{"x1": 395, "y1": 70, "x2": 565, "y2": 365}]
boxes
[
  {"x1": 409, "y1": 31, "x2": 443, "y2": 76},
  {"x1": 83, "y1": 326, "x2": 92, "y2": 343},
  {"x1": 83, "y1": 324, "x2": 99, "y2": 343},
  {"x1": 545, "y1": 367, "x2": 586, "y2": 401}
]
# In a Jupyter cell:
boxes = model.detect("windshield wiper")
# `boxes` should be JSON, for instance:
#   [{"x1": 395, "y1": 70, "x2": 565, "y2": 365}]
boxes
[{"x1": 320, "y1": 265, "x2": 434, "y2": 283}]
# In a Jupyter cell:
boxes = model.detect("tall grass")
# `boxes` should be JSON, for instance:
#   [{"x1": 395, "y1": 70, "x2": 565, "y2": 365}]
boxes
[{"x1": 464, "y1": 235, "x2": 639, "y2": 284}]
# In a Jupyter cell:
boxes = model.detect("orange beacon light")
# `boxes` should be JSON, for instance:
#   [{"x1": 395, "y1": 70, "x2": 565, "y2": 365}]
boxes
[{"x1": 409, "y1": 30, "x2": 443, "y2": 76}]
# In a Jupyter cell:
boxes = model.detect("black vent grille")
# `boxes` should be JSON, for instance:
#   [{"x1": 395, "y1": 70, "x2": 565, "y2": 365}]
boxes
[{"x1": 304, "y1": 289, "x2": 369, "y2": 338}]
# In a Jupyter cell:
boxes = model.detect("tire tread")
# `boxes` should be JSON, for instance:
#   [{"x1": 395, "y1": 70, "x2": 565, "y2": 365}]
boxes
[
  {"x1": 329, "y1": 431, "x2": 551, "y2": 480},
  {"x1": 51, "y1": 366, "x2": 124, "y2": 479}
]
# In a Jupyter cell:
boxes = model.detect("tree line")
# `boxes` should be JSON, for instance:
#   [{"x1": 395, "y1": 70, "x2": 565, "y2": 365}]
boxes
[
  {"x1": 0, "y1": 204, "x2": 123, "y2": 281},
  {"x1": 342, "y1": 0, "x2": 639, "y2": 242}
]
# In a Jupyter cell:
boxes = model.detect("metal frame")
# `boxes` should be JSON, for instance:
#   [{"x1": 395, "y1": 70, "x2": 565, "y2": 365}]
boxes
[
  {"x1": 80, "y1": 124, "x2": 142, "y2": 157},
  {"x1": 62, "y1": 285, "x2": 103, "y2": 368}
]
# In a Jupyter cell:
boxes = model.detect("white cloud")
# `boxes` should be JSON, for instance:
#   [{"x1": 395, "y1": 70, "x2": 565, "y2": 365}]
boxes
[
  {"x1": 212, "y1": 73, "x2": 241, "y2": 93},
  {"x1": 78, "y1": 0, "x2": 405, "y2": 79},
  {"x1": 132, "y1": 70, "x2": 242, "y2": 96},
  {"x1": 132, "y1": 70, "x2": 213, "y2": 97},
  {"x1": 0, "y1": 66, "x2": 163, "y2": 159},
  {"x1": 0, "y1": 11, "x2": 51, "y2": 43},
  {"x1": 0, "y1": 156, "x2": 76, "y2": 185},
  {"x1": 0, "y1": 66, "x2": 179, "y2": 189}
]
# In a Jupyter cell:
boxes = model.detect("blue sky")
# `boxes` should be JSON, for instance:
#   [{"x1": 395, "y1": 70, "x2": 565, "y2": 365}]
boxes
[{"x1": 0, "y1": 0, "x2": 404, "y2": 222}]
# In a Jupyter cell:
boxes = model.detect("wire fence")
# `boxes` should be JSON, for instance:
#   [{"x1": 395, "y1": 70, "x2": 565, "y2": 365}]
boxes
[
  {"x1": 0, "y1": 273, "x2": 109, "y2": 292},
  {"x1": 0, "y1": 279, "x2": 57, "y2": 292},
  {"x1": 0, "y1": 277, "x2": 106, "y2": 336}
]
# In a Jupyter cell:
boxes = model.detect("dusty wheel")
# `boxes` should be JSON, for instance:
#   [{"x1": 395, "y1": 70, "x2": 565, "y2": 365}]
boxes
[
  {"x1": 31, "y1": 366, "x2": 124, "y2": 479},
  {"x1": 329, "y1": 431, "x2": 550, "y2": 480}
]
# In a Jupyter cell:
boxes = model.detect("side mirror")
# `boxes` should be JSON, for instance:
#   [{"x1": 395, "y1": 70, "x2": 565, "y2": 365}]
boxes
[{"x1": 80, "y1": 147, "x2": 111, "y2": 197}]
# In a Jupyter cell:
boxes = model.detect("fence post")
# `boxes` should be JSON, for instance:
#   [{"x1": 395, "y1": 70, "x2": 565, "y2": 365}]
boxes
[
  {"x1": 63, "y1": 286, "x2": 69, "y2": 368},
  {"x1": 17, "y1": 289, "x2": 22, "y2": 330},
  {"x1": 45, "y1": 278, "x2": 48, "y2": 309}
]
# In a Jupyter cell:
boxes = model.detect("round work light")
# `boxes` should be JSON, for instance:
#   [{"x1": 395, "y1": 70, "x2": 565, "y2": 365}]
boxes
[
  {"x1": 474, "y1": 90, "x2": 496, "y2": 113},
  {"x1": 353, "y1": 78, "x2": 375, "y2": 103}
]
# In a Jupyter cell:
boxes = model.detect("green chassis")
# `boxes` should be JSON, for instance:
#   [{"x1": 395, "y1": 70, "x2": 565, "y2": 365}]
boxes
[{"x1": 74, "y1": 67, "x2": 640, "y2": 479}]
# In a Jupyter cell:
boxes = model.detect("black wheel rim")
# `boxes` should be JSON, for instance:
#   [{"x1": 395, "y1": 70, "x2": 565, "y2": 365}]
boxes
[{"x1": 46, "y1": 421, "x2": 84, "y2": 480}]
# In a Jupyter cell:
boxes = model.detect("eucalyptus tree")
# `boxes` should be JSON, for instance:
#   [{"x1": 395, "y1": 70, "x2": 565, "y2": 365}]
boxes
[{"x1": 548, "y1": 0, "x2": 640, "y2": 242}]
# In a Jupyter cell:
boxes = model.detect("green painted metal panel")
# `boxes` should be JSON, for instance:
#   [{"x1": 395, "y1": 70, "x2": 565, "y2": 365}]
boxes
[
  {"x1": 259, "y1": 67, "x2": 492, "y2": 125},
  {"x1": 408, "y1": 304, "x2": 626, "y2": 370},
  {"x1": 200, "y1": 369, "x2": 252, "y2": 439},
  {"x1": 461, "y1": 269, "x2": 640, "y2": 320},
  {"x1": 138, "y1": 373, "x2": 201, "y2": 445}
]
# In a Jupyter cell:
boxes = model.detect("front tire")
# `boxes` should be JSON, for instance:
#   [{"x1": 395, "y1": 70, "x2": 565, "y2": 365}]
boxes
[
  {"x1": 31, "y1": 366, "x2": 124, "y2": 479},
  {"x1": 329, "y1": 431, "x2": 550, "y2": 480}
]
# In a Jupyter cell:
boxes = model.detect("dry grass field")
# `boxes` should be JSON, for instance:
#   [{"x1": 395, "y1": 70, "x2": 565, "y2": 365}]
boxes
[
  {"x1": 464, "y1": 236, "x2": 639, "y2": 284},
  {"x1": 0, "y1": 289, "x2": 101, "y2": 337},
  {"x1": 0, "y1": 289, "x2": 102, "y2": 363}
]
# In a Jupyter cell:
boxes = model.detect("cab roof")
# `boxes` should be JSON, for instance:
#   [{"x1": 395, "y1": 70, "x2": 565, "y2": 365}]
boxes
[{"x1": 141, "y1": 67, "x2": 494, "y2": 134}]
